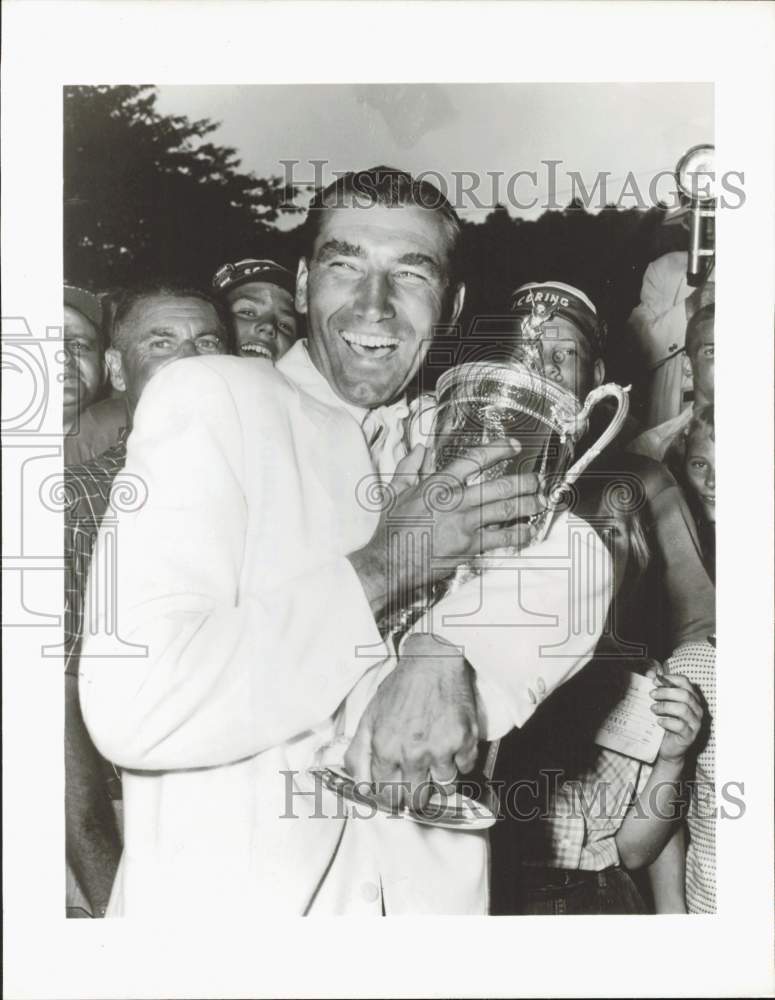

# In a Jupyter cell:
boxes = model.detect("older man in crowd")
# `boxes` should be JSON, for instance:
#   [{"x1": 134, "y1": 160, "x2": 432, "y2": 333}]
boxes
[
  {"x1": 212, "y1": 257, "x2": 299, "y2": 361},
  {"x1": 63, "y1": 285, "x2": 111, "y2": 465},
  {"x1": 79, "y1": 168, "x2": 612, "y2": 916},
  {"x1": 65, "y1": 284, "x2": 230, "y2": 917}
]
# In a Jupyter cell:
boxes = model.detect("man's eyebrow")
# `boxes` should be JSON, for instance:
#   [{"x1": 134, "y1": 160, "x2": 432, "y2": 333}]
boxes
[
  {"x1": 396, "y1": 252, "x2": 442, "y2": 276},
  {"x1": 315, "y1": 239, "x2": 365, "y2": 262},
  {"x1": 142, "y1": 327, "x2": 180, "y2": 337},
  {"x1": 315, "y1": 241, "x2": 444, "y2": 277}
]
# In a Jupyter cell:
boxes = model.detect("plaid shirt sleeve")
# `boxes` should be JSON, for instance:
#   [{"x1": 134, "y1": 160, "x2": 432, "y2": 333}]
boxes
[
  {"x1": 63, "y1": 441, "x2": 127, "y2": 676},
  {"x1": 64, "y1": 522, "x2": 97, "y2": 676}
]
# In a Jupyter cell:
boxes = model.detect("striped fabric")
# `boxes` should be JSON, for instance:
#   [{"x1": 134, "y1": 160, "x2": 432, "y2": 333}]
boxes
[{"x1": 666, "y1": 640, "x2": 716, "y2": 913}]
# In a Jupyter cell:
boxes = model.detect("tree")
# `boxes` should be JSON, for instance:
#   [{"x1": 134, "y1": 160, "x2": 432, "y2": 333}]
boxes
[
  {"x1": 64, "y1": 85, "x2": 686, "y2": 398},
  {"x1": 64, "y1": 86, "x2": 301, "y2": 289}
]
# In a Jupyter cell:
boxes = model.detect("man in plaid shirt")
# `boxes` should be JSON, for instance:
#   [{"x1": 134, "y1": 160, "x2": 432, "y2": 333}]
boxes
[
  {"x1": 64, "y1": 283, "x2": 231, "y2": 916},
  {"x1": 64, "y1": 432, "x2": 128, "y2": 917}
]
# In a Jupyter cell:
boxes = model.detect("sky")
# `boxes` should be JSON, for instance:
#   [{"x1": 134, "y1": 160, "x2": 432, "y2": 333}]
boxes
[{"x1": 155, "y1": 82, "x2": 713, "y2": 226}]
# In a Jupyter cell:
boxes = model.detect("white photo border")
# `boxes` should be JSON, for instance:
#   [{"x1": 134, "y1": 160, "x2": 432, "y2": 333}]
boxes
[{"x1": 2, "y1": 2, "x2": 773, "y2": 997}]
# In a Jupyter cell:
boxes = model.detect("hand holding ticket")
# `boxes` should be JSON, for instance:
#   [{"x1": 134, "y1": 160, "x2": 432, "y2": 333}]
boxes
[
  {"x1": 646, "y1": 666, "x2": 705, "y2": 765},
  {"x1": 593, "y1": 671, "x2": 666, "y2": 763},
  {"x1": 594, "y1": 667, "x2": 704, "y2": 765}
]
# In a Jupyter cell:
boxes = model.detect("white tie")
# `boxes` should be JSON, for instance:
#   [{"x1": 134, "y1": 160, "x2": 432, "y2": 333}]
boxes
[{"x1": 361, "y1": 401, "x2": 410, "y2": 479}]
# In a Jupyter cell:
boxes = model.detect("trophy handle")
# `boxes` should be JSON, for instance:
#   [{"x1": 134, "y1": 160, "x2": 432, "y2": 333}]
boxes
[
  {"x1": 536, "y1": 383, "x2": 631, "y2": 540},
  {"x1": 562, "y1": 382, "x2": 631, "y2": 489},
  {"x1": 483, "y1": 385, "x2": 630, "y2": 788}
]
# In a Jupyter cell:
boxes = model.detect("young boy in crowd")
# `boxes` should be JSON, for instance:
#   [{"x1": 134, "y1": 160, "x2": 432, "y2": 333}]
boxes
[
  {"x1": 495, "y1": 658, "x2": 705, "y2": 915},
  {"x1": 630, "y1": 304, "x2": 714, "y2": 464},
  {"x1": 211, "y1": 257, "x2": 299, "y2": 362},
  {"x1": 668, "y1": 404, "x2": 715, "y2": 583}
]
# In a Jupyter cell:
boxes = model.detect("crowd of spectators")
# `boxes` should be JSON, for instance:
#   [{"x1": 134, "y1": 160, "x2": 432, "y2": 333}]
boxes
[{"x1": 62, "y1": 169, "x2": 716, "y2": 918}]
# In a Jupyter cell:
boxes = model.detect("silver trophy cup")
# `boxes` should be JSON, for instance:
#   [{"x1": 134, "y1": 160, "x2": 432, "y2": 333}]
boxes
[
  {"x1": 382, "y1": 360, "x2": 629, "y2": 638},
  {"x1": 430, "y1": 360, "x2": 630, "y2": 545}
]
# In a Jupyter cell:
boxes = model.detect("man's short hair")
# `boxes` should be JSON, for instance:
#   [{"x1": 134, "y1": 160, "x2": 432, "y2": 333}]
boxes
[
  {"x1": 686, "y1": 303, "x2": 714, "y2": 358},
  {"x1": 110, "y1": 282, "x2": 232, "y2": 352},
  {"x1": 303, "y1": 165, "x2": 462, "y2": 282}
]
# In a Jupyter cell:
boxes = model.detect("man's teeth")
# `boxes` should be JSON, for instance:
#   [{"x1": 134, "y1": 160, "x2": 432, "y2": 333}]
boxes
[
  {"x1": 340, "y1": 331, "x2": 399, "y2": 354},
  {"x1": 241, "y1": 343, "x2": 273, "y2": 359}
]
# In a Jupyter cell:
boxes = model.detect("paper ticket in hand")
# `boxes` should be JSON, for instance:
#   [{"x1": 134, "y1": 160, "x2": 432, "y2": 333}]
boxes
[{"x1": 593, "y1": 671, "x2": 664, "y2": 763}]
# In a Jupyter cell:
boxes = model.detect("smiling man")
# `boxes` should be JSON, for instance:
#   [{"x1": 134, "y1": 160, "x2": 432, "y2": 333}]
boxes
[
  {"x1": 104, "y1": 285, "x2": 231, "y2": 411},
  {"x1": 80, "y1": 169, "x2": 611, "y2": 917},
  {"x1": 295, "y1": 198, "x2": 461, "y2": 409},
  {"x1": 212, "y1": 257, "x2": 298, "y2": 361}
]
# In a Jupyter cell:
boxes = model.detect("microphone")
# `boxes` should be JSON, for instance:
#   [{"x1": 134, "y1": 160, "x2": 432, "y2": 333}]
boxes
[{"x1": 675, "y1": 144, "x2": 716, "y2": 286}]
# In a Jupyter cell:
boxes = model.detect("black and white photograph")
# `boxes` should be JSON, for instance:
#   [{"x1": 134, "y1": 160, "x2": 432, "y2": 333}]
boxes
[
  {"x1": 2, "y1": 2, "x2": 774, "y2": 998},
  {"x1": 60, "y1": 81, "x2": 721, "y2": 920}
]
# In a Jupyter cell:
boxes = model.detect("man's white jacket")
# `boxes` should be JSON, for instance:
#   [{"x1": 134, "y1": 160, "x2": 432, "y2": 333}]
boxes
[{"x1": 79, "y1": 346, "x2": 612, "y2": 916}]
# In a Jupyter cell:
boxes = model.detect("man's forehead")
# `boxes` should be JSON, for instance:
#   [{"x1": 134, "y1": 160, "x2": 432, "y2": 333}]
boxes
[
  {"x1": 130, "y1": 295, "x2": 217, "y2": 326},
  {"x1": 313, "y1": 201, "x2": 451, "y2": 262}
]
